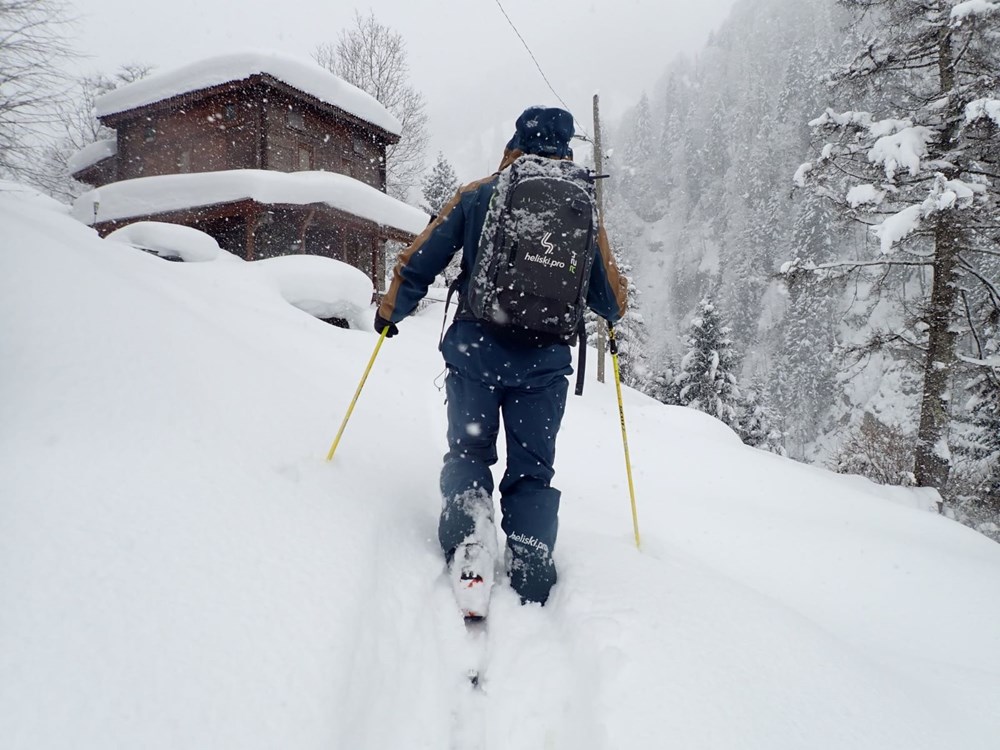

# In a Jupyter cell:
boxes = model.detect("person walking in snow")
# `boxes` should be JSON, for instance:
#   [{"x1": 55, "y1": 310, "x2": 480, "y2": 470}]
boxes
[{"x1": 374, "y1": 106, "x2": 627, "y2": 612}]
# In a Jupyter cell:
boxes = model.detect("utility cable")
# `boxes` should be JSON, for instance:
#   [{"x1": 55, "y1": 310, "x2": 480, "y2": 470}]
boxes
[{"x1": 491, "y1": 0, "x2": 593, "y2": 142}]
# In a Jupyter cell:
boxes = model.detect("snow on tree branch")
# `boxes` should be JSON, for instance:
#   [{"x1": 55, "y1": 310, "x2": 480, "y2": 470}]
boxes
[
  {"x1": 872, "y1": 205, "x2": 923, "y2": 253},
  {"x1": 793, "y1": 162, "x2": 812, "y2": 188},
  {"x1": 868, "y1": 125, "x2": 933, "y2": 181},
  {"x1": 808, "y1": 108, "x2": 873, "y2": 130},
  {"x1": 951, "y1": 0, "x2": 1000, "y2": 24},
  {"x1": 846, "y1": 184, "x2": 887, "y2": 207},
  {"x1": 964, "y1": 98, "x2": 1000, "y2": 128},
  {"x1": 808, "y1": 111, "x2": 934, "y2": 181},
  {"x1": 872, "y1": 174, "x2": 985, "y2": 253}
]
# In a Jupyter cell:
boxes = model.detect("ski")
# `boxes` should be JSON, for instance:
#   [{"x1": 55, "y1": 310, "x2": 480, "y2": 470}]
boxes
[
  {"x1": 450, "y1": 542, "x2": 494, "y2": 621},
  {"x1": 449, "y1": 615, "x2": 489, "y2": 750},
  {"x1": 463, "y1": 614, "x2": 488, "y2": 689}
]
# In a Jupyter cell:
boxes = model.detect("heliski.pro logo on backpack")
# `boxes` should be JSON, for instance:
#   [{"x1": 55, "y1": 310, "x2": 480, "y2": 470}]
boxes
[{"x1": 525, "y1": 232, "x2": 570, "y2": 270}]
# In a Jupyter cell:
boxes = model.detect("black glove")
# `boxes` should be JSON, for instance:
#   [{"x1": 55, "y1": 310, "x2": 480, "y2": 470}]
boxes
[{"x1": 374, "y1": 313, "x2": 399, "y2": 338}]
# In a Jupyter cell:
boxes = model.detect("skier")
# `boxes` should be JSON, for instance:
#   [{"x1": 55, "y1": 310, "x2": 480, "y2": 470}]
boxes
[{"x1": 374, "y1": 106, "x2": 628, "y2": 615}]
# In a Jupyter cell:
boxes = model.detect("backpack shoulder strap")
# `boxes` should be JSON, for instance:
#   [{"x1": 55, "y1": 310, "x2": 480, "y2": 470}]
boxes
[{"x1": 574, "y1": 316, "x2": 588, "y2": 396}]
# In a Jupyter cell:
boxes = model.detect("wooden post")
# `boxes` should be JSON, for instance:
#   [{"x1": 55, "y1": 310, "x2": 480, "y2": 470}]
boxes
[
  {"x1": 300, "y1": 208, "x2": 316, "y2": 253},
  {"x1": 245, "y1": 206, "x2": 257, "y2": 261},
  {"x1": 593, "y1": 93, "x2": 607, "y2": 384}
]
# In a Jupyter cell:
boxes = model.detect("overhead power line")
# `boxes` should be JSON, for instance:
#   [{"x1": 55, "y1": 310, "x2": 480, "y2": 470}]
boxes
[{"x1": 491, "y1": 0, "x2": 592, "y2": 142}]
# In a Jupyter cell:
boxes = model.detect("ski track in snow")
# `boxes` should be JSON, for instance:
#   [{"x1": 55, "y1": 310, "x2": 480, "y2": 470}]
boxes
[{"x1": 327, "y1": 488, "x2": 603, "y2": 750}]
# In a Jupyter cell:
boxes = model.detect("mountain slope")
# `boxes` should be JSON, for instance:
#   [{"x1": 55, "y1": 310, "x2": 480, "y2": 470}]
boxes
[{"x1": 2, "y1": 188, "x2": 999, "y2": 749}]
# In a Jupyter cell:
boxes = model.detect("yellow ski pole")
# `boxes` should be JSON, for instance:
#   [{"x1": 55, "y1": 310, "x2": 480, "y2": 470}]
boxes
[
  {"x1": 326, "y1": 327, "x2": 389, "y2": 462},
  {"x1": 608, "y1": 325, "x2": 641, "y2": 550}
]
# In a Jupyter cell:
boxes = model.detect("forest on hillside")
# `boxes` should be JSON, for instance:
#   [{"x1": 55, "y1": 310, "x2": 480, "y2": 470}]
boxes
[{"x1": 602, "y1": 0, "x2": 1000, "y2": 539}]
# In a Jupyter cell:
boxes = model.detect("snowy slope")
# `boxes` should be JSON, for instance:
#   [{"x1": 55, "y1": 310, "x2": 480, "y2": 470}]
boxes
[{"x1": 2, "y1": 187, "x2": 1000, "y2": 750}]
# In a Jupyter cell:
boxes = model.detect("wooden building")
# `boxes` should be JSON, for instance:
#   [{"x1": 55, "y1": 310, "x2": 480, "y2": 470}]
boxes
[{"x1": 71, "y1": 53, "x2": 426, "y2": 288}]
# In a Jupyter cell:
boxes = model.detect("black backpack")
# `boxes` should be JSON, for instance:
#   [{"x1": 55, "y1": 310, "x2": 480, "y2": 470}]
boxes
[{"x1": 467, "y1": 155, "x2": 598, "y2": 342}]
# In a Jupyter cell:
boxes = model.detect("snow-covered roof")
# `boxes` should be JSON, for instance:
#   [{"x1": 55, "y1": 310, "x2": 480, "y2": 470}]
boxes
[
  {"x1": 71, "y1": 169, "x2": 429, "y2": 236},
  {"x1": 67, "y1": 138, "x2": 117, "y2": 175},
  {"x1": 95, "y1": 52, "x2": 401, "y2": 136}
]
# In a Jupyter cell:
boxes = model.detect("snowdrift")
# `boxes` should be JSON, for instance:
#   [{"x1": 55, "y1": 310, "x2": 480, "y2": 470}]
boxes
[{"x1": 2, "y1": 188, "x2": 999, "y2": 749}]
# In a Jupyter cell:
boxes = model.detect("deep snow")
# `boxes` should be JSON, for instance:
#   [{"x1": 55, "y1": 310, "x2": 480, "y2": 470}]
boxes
[{"x1": 2, "y1": 186, "x2": 1000, "y2": 749}]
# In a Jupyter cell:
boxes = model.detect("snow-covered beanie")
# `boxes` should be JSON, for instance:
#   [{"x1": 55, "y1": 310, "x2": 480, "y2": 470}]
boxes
[{"x1": 506, "y1": 106, "x2": 574, "y2": 159}]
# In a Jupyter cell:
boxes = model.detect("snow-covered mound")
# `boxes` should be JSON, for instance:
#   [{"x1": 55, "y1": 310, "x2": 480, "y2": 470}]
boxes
[
  {"x1": 2, "y1": 185, "x2": 999, "y2": 749},
  {"x1": 253, "y1": 254, "x2": 374, "y2": 327},
  {"x1": 106, "y1": 221, "x2": 223, "y2": 262}
]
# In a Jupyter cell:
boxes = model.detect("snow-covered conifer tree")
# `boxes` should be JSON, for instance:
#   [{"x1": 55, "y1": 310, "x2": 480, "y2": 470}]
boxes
[
  {"x1": 738, "y1": 383, "x2": 786, "y2": 455},
  {"x1": 648, "y1": 354, "x2": 682, "y2": 406},
  {"x1": 421, "y1": 151, "x2": 458, "y2": 216},
  {"x1": 618, "y1": 92, "x2": 658, "y2": 221},
  {"x1": 417, "y1": 151, "x2": 460, "y2": 285},
  {"x1": 676, "y1": 297, "x2": 742, "y2": 429},
  {"x1": 773, "y1": 188, "x2": 842, "y2": 458},
  {"x1": 953, "y1": 360, "x2": 1000, "y2": 510},
  {"x1": 611, "y1": 255, "x2": 649, "y2": 391},
  {"x1": 792, "y1": 0, "x2": 1000, "y2": 493}
]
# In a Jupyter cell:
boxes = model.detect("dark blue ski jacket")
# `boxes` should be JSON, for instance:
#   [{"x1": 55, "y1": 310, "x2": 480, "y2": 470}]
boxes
[{"x1": 377, "y1": 150, "x2": 628, "y2": 345}]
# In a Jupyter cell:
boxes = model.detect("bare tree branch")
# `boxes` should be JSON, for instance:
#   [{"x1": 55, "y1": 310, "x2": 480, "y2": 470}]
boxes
[
  {"x1": 314, "y1": 11, "x2": 428, "y2": 203},
  {"x1": 0, "y1": 0, "x2": 76, "y2": 180}
]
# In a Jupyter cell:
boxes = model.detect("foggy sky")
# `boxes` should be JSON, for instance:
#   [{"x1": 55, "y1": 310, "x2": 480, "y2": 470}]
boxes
[{"x1": 71, "y1": 0, "x2": 738, "y2": 182}]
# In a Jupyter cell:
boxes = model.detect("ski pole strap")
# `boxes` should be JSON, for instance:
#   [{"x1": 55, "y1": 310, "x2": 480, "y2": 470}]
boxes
[
  {"x1": 574, "y1": 316, "x2": 587, "y2": 396},
  {"x1": 440, "y1": 277, "x2": 461, "y2": 350}
]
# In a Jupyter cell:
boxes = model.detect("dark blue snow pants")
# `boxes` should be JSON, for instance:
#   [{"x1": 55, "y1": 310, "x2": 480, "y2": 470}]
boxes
[{"x1": 438, "y1": 321, "x2": 572, "y2": 604}]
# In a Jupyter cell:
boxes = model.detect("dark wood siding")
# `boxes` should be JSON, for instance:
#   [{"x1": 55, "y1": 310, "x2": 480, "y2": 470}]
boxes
[
  {"x1": 260, "y1": 88, "x2": 385, "y2": 189},
  {"x1": 104, "y1": 78, "x2": 391, "y2": 190},
  {"x1": 116, "y1": 91, "x2": 260, "y2": 181}
]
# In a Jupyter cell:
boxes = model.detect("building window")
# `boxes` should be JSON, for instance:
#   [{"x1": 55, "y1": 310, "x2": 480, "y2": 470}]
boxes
[
  {"x1": 178, "y1": 149, "x2": 191, "y2": 172},
  {"x1": 144, "y1": 125, "x2": 156, "y2": 142},
  {"x1": 287, "y1": 109, "x2": 305, "y2": 130},
  {"x1": 223, "y1": 104, "x2": 237, "y2": 121},
  {"x1": 298, "y1": 145, "x2": 313, "y2": 171},
  {"x1": 352, "y1": 135, "x2": 368, "y2": 155}
]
